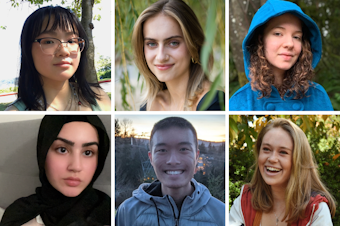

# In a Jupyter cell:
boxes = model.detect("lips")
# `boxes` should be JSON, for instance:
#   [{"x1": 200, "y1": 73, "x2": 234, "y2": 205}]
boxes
[
  {"x1": 155, "y1": 64, "x2": 174, "y2": 70},
  {"x1": 279, "y1": 53, "x2": 294, "y2": 60},
  {"x1": 64, "y1": 177, "x2": 81, "y2": 187},
  {"x1": 54, "y1": 61, "x2": 71, "y2": 67}
]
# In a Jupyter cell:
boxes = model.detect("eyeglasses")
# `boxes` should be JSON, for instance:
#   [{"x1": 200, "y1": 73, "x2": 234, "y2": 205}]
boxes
[{"x1": 34, "y1": 37, "x2": 85, "y2": 55}]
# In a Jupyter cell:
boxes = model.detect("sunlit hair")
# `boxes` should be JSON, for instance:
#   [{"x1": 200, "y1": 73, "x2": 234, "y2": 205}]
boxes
[
  {"x1": 18, "y1": 6, "x2": 100, "y2": 110},
  {"x1": 248, "y1": 17, "x2": 314, "y2": 99},
  {"x1": 149, "y1": 117, "x2": 198, "y2": 151},
  {"x1": 132, "y1": 0, "x2": 212, "y2": 110},
  {"x1": 249, "y1": 118, "x2": 336, "y2": 223}
]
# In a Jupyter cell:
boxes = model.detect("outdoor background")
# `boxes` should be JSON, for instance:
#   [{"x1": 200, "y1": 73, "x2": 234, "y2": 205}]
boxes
[
  {"x1": 229, "y1": 115, "x2": 340, "y2": 225},
  {"x1": 115, "y1": 115, "x2": 225, "y2": 209},
  {"x1": 229, "y1": 0, "x2": 340, "y2": 110},
  {"x1": 115, "y1": 0, "x2": 225, "y2": 111},
  {"x1": 0, "y1": 0, "x2": 111, "y2": 110}
]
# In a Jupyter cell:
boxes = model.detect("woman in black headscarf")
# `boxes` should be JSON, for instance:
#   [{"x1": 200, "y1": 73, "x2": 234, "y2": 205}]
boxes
[{"x1": 0, "y1": 115, "x2": 111, "y2": 226}]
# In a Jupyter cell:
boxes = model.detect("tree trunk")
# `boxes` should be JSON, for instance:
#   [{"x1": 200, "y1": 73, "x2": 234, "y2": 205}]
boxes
[
  {"x1": 81, "y1": 0, "x2": 98, "y2": 83},
  {"x1": 229, "y1": 0, "x2": 264, "y2": 87}
]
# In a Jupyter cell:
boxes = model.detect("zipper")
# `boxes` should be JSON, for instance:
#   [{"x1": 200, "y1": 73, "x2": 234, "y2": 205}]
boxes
[{"x1": 167, "y1": 196, "x2": 182, "y2": 226}]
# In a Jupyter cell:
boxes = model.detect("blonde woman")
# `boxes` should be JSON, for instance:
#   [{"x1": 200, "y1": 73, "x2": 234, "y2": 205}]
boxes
[
  {"x1": 132, "y1": 0, "x2": 224, "y2": 111},
  {"x1": 229, "y1": 118, "x2": 336, "y2": 226}
]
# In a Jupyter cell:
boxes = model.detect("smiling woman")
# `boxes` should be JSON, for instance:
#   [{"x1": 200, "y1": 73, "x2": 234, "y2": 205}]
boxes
[
  {"x1": 4, "y1": 6, "x2": 111, "y2": 111},
  {"x1": 0, "y1": 115, "x2": 111, "y2": 225},
  {"x1": 132, "y1": 0, "x2": 224, "y2": 111},
  {"x1": 229, "y1": 118, "x2": 336, "y2": 226}
]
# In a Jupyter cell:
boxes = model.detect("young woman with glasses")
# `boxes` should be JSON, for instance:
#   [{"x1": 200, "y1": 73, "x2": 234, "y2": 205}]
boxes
[{"x1": 5, "y1": 6, "x2": 111, "y2": 111}]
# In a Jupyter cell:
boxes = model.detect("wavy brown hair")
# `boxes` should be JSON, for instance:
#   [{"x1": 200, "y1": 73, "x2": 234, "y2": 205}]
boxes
[
  {"x1": 249, "y1": 118, "x2": 336, "y2": 223},
  {"x1": 132, "y1": 0, "x2": 212, "y2": 110},
  {"x1": 249, "y1": 25, "x2": 314, "y2": 99}
]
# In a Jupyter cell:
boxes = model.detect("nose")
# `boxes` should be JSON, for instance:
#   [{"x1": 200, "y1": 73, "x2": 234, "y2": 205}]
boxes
[
  {"x1": 267, "y1": 151, "x2": 279, "y2": 163},
  {"x1": 155, "y1": 45, "x2": 168, "y2": 62},
  {"x1": 67, "y1": 153, "x2": 82, "y2": 172},
  {"x1": 283, "y1": 36, "x2": 294, "y2": 49},
  {"x1": 166, "y1": 151, "x2": 181, "y2": 165},
  {"x1": 55, "y1": 42, "x2": 71, "y2": 57}
]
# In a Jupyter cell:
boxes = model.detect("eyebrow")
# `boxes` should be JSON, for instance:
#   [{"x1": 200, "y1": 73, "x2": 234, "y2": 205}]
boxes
[
  {"x1": 55, "y1": 137, "x2": 99, "y2": 147},
  {"x1": 154, "y1": 141, "x2": 193, "y2": 147},
  {"x1": 273, "y1": 26, "x2": 302, "y2": 33},
  {"x1": 144, "y1": 35, "x2": 183, "y2": 42},
  {"x1": 262, "y1": 143, "x2": 292, "y2": 151}
]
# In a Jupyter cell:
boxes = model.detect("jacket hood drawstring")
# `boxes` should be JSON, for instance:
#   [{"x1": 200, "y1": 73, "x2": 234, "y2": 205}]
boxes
[{"x1": 150, "y1": 197, "x2": 160, "y2": 226}]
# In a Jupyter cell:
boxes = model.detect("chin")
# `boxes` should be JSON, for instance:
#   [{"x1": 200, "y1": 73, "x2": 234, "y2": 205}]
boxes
[{"x1": 60, "y1": 189, "x2": 82, "y2": 197}]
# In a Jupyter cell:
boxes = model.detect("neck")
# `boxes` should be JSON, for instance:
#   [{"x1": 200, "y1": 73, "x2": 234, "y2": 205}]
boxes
[
  {"x1": 272, "y1": 68, "x2": 285, "y2": 87},
  {"x1": 41, "y1": 79, "x2": 72, "y2": 110},
  {"x1": 165, "y1": 74, "x2": 189, "y2": 110},
  {"x1": 271, "y1": 184, "x2": 287, "y2": 208},
  {"x1": 161, "y1": 182, "x2": 194, "y2": 209}
]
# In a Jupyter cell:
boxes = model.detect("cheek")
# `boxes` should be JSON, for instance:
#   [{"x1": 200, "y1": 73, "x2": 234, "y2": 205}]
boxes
[
  {"x1": 85, "y1": 158, "x2": 98, "y2": 180},
  {"x1": 45, "y1": 154, "x2": 64, "y2": 181}
]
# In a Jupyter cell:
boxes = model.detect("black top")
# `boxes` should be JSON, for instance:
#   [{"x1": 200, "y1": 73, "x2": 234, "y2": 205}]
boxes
[{"x1": 140, "y1": 90, "x2": 225, "y2": 111}]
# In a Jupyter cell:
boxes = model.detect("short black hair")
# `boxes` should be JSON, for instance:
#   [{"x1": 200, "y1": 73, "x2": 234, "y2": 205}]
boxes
[{"x1": 149, "y1": 117, "x2": 198, "y2": 151}]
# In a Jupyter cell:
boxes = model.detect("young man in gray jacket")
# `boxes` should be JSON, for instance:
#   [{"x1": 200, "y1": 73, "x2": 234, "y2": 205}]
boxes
[{"x1": 115, "y1": 117, "x2": 225, "y2": 226}]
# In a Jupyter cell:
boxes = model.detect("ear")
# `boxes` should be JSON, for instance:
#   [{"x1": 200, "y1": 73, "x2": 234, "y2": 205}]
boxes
[
  {"x1": 194, "y1": 149, "x2": 200, "y2": 174},
  {"x1": 148, "y1": 151, "x2": 153, "y2": 165}
]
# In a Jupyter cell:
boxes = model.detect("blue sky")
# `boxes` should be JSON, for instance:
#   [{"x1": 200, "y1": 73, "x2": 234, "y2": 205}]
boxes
[{"x1": 0, "y1": 0, "x2": 111, "y2": 81}]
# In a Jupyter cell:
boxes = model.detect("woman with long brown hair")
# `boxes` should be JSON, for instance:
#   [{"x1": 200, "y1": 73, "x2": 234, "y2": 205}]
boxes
[{"x1": 230, "y1": 118, "x2": 336, "y2": 225}]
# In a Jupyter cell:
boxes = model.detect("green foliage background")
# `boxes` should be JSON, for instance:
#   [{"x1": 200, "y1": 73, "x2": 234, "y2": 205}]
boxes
[
  {"x1": 229, "y1": 0, "x2": 340, "y2": 110},
  {"x1": 115, "y1": 0, "x2": 225, "y2": 111},
  {"x1": 229, "y1": 115, "x2": 340, "y2": 225}
]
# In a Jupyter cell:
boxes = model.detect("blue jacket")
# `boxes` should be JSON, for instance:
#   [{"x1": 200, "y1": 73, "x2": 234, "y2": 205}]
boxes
[
  {"x1": 229, "y1": 0, "x2": 333, "y2": 111},
  {"x1": 115, "y1": 179, "x2": 225, "y2": 226}
]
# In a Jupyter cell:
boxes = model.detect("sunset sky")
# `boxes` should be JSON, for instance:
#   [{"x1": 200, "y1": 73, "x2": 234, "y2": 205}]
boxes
[{"x1": 115, "y1": 114, "x2": 225, "y2": 142}]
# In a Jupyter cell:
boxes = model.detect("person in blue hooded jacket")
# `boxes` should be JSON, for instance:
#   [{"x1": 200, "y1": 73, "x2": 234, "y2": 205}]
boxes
[
  {"x1": 115, "y1": 117, "x2": 225, "y2": 226},
  {"x1": 229, "y1": 0, "x2": 333, "y2": 111}
]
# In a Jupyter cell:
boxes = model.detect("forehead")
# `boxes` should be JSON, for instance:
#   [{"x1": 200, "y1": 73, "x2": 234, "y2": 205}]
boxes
[
  {"x1": 264, "y1": 13, "x2": 302, "y2": 32},
  {"x1": 143, "y1": 13, "x2": 183, "y2": 39},
  {"x1": 58, "y1": 121, "x2": 98, "y2": 141},
  {"x1": 262, "y1": 127, "x2": 293, "y2": 148},
  {"x1": 152, "y1": 127, "x2": 195, "y2": 146}
]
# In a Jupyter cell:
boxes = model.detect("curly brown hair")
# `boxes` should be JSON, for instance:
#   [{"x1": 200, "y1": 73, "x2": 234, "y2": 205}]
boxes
[{"x1": 249, "y1": 26, "x2": 314, "y2": 99}]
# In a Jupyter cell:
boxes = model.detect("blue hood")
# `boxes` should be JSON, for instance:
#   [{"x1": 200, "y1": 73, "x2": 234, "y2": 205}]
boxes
[{"x1": 242, "y1": 0, "x2": 322, "y2": 80}]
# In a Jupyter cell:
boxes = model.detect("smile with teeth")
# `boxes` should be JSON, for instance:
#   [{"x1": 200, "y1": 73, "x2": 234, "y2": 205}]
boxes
[
  {"x1": 165, "y1": 170, "x2": 184, "y2": 175},
  {"x1": 266, "y1": 166, "x2": 282, "y2": 172}
]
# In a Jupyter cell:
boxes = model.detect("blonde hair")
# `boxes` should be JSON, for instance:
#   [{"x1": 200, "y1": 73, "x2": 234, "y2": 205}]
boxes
[
  {"x1": 132, "y1": 0, "x2": 212, "y2": 110},
  {"x1": 249, "y1": 118, "x2": 336, "y2": 223}
]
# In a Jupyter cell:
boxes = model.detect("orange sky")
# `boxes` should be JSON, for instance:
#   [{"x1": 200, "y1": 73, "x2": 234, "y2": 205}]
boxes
[{"x1": 115, "y1": 114, "x2": 225, "y2": 142}]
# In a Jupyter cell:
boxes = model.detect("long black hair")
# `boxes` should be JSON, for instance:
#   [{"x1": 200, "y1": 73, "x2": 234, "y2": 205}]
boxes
[{"x1": 18, "y1": 6, "x2": 100, "y2": 110}]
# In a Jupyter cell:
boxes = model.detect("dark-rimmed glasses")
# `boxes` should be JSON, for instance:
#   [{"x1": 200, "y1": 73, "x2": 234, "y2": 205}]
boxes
[{"x1": 34, "y1": 37, "x2": 85, "y2": 55}]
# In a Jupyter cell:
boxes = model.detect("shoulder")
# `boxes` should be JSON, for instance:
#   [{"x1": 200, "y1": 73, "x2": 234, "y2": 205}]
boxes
[
  {"x1": 90, "y1": 86, "x2": 111, "y2": 111},
  {"x1": 229, "y1": 83, "x2": 254, "y2": 110},
  {"x1": 116, "y1": 195, "x2": 151, "y2": 225},
  {"x1": 5, "y1": 98, "x2": 24, "y2": 111},
  {"x1": 304, "y1": 82, "x2": 333, "y2": 110},
  {"x1": 310, "y1": 202, "x2": 333, "y2": 226}
]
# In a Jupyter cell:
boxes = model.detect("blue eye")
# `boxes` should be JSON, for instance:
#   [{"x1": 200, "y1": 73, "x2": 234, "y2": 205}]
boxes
[
  {"x1": 147, "y1": 42, "x2": 157, "y2": 47},
  {"x1": 169, "y1": 41, "x2": 179, "y2": 47}
]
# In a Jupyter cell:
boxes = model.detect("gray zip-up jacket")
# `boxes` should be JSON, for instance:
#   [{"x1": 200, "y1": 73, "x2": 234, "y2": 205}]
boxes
[{"x1": 115, "y1": 179, "x2": 225, "y2": 226}]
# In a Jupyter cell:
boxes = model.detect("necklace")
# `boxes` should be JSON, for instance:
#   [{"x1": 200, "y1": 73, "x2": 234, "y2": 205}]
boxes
[
  {"x1": 39, "y1": 83, "x2": 81, "y2": 111},
  {"x1": 274, "y1": 208, "x2": 285, "y2": 226}
]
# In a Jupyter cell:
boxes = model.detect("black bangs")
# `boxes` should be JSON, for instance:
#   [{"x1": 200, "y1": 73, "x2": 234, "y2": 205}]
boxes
[
  {"x1": 26, "y1": 6, "x2": 85, "y2": 42},
  {"x1": 40, "y1": 6, "x2": 78, "y2": 35}
]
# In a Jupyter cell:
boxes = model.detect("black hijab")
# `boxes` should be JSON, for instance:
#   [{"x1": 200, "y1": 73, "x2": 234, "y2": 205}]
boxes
[{"x1": 0, "y1": 115, "x2": 111, "y2": 226}]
